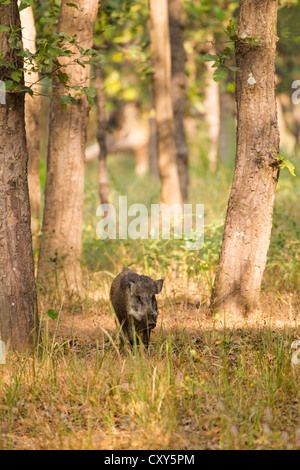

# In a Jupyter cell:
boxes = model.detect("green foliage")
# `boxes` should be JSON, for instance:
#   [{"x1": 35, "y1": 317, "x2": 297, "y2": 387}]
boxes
[
  {"x1": 92, "y1": 0, "x2": 152, "y2": 116},
  {"x1": 0, "y1": 2, "x2": 102, "y2": 107},
  {"x1": 276, "y1": 155, "x2": 296, "y2": 177},
  {"x1": 199, "y1": 19, "x2": 261, "y2": 82},
  {"x1": 201, "y1": 51, "x2": 240, "y2": 80},
  {"x1": 267, "y1": 205, "x2": 300, "y2": 294},
  {"x1": 19, "y1": 0, "x2": 35, "y2": 12},
  {"x1": 277, "y1": 3, "x2": 300, "y2": 95},
  {"x1": 46, "y1": 309, "x2": 58, "y2": 320},
  {"x1": 274, "y1": 149, "x2": 296, "y2": 177}
]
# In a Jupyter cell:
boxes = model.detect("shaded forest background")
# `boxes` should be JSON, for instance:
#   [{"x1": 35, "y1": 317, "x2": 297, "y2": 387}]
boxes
[{"x1": 33, "y1": 0, "x2": 300, "y2": 301}]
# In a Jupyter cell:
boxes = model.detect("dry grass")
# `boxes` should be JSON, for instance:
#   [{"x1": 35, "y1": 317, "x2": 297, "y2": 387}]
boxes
[{"x1": 1, "y1": 272, "x2": 300, "y2": 450}]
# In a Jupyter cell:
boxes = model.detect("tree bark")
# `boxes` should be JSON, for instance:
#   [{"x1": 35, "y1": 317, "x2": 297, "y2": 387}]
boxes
[
  {"x1": 148, "y1": 86, "x2": 159, "y2": 178},
  {"x1": 210, "y1": 0, "x2": 280, "y2": 316},
  {"x1": 148, "y1": 111, "x2": 159, "y2": 178},
  {"x1": 218, "y1": 77, "x2": 236, "y2": 167},
  {"x1": 95, "y1": 67, "x2": 109, "y2": 205},
  {"x1": 168, "y1": 0, "x2": 189, "y2": 201},
  {"x1": 112, "y1": 103, "x2": 149, "y2": 176},
  {"x1": 38, "y1": 0, "x2": 98, "y2": 293},
  {"x1": 20, "y1": 5, "x2": 41, "y2": 234},
  {"x1": 203, "y1": 52, "x2": 220, "y2": 173},
  {"x1": 276, "y1": 93, "x2": 296, "y2": 153},
  {"x1": 149, "y1": 0, "x2": 182, "y2": 205},
  {"x1": 0, "y1": 0, "x2": 38, "y2": 350},
  {"x1": 86, "y1": 102, "x2": 150, "y2": 176}
]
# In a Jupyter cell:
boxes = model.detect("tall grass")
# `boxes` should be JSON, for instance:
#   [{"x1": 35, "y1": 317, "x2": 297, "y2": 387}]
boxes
[
  {"x1": 2, "y1": 127, "x2": 299, "y2": 449},
  {"x1": 1, "y1": 312, "x2": 300, "y2": 449}
]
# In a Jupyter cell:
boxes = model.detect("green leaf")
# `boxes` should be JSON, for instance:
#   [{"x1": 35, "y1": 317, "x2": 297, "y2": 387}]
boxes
[
  {"x1": 226, "y1": 19, "x2": 236, "y2": 35},
  {"x1": 213, "y1": 68, "x2": 228, "y2": 82},
  {"x1": 66, "y1": 2, "x2": 79, "y2": 8},
  {"x1": 57, "y1": 69, "x2": 69, "y2": 86},
  {"x1": 0, "y1": 26, "x2": 10, "y2": 32},
  {"x1": 227, "y1": 82, "x2": 235, "y2": 93},
  {"x1": 83, "y1": 48, "x2": 96, "y2": 56},
  {"x1": 19, "y1": 1, "x2": 33, "y2": 12},
  {"x1": 226, "y1": 65, "x2": 240, "y2": 72},
  {"x1": 11, "y1": 70, "x2": 22, "y2": 82},
  {"x1": 46, "y1": 309, "x2": 58, "y2": 320},
  {"x1": 201, "y1": 54, "x2": 219, "y2": 62},
  {"x1": 1, "y1": 60, "x2": 14, "y2": 68},
  {"x1": 60, "y1": 93, "x2": 78, "y2": 109},
  {"x1": 275, "y1": 155, "x2": 296, "y2": 176}
]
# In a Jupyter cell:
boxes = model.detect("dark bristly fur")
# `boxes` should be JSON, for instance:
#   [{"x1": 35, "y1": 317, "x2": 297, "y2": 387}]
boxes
[{"x1": 110, "y1": 268, "x2": 164, "y2": 347}]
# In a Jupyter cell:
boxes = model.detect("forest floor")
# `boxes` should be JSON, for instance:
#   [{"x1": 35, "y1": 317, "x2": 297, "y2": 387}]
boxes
[
  {"x1": 1, "y1": 145, "x2": 300, "y2": 450},
  {"x1": 1, "y1": 274, "x2": 300, "y2": 450}
]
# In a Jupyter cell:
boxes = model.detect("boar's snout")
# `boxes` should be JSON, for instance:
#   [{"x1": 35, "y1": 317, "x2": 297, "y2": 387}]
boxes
[{"x1": 143, "y1": 311, "x2": 157, "y2": 329}]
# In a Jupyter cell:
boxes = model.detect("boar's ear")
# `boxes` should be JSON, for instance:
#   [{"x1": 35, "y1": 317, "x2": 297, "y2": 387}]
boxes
[
  {"x1": 154, "y1": 279, "x2": 164, "y2": 294},
  {"x1": 120, "y1": 275, "x2": 135, "y2": 294},
  {"x1": 128, "y1": 280, "x2": 135, "y2": 295}
]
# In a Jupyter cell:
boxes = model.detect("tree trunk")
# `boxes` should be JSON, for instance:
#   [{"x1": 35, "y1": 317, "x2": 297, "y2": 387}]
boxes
[
  {"x1": 148, "y1": 86, "x2": 159, "y2": 178},
  {"x1": 216, "y1": 1, "x2": 236, "y2": 167},
  {"x1": 203, "y1": 52, "x2": 220, "y2": 173},
  {"x1": 169, "y1": 0, "x2": 189, "y2": 202},
  {"x1": 113, "y1": 102, "x2": 149, "y2": 176},
  {"x1": 134, "y1": 143, "x2": 150, "y2": 175},
  {"x1": 38, "y1": 0, "x2": 98, "y2": 294},
  {"x1": 218, "y1": 77, "x2": 236, "y2": 167},
  {"x1": 148, "y1": 111, "x2": 159, "y2": 178},
  {"x1": 20, "y1": 5, "x2": 41, "y2": 236},
  {"x1": 276, "y1": 94, "x2": 295, "y2": 153},
  {"x1": 210, "y1": 0, "x2": 280, "y2": 316},
  {"x1": 149, "y1": 0, "x2": 182, "y2": 205},
  {"x1": 0, "y1": 0, "x2": 38, "y2": 350},
  {"x1": 86, "y1": 102, "x2": 150, "y2": 176},
  {"x1": 95, "y1": 67, "x2": 109, "y2": 205}
]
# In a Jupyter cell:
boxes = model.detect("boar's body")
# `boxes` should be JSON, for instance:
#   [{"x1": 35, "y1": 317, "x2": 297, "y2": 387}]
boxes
[{"x1": 110, "y1": 268, "x2": 164, "y2": 347}]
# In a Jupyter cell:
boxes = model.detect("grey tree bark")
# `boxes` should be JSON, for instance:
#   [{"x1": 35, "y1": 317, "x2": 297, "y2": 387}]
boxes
[
  {"x1": 149, "y1": 0, "x2": 182, "y2": 205},
  {"x1": 0, "y1": 0, "x2": 38, "y2": 350},
  {"x1": 169, "y1": 0, "x2": 189, "y2": 201},
  {"x1": 210, "y1": 0, "x2": 280, "y2": 316},
  {"x1": 38, "y1": 0, "x2": 98, "y2": 294},
  {"x1": 20, "y1": 5, "x2": 41, "y2": 235},
  {"x1": 218, "y1": 77, "x2": 236, "y2": 167},
  {"x1": 95, "y1": 67, "x2": 109, "y2": 205}
]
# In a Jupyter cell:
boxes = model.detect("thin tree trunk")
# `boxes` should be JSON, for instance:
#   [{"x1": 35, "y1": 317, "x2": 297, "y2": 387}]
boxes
[
  {"x1": 148, "y1": 111, "x2": 159, "y2": 178},
  {"x1": 203, "y1": 53, "x2": 220, "y2": 173},
  {"x1": 114, "y1": 102, "x2": 149, "y2": 176},
  {"x1": 148, "y1": 86, "x2": 159, "y2": 178},
  {"x1": 95, "y1": 67, "x2": 109, "y2": 205},
  {"x1": 216, "y1": 3, "x2": 236, "y2": 167},
  {"x1": 38, "y1": 0, "x2": 98, "y2": 294},
  {"x1": 0, "y1": 0, "x2": 38, "y2": 350},
  {"x1": 169, "y1": 0, "x2": 189, "y2": 202},
  {"x1": 210, "y1": 0, "x2": 280, "y2": 316},
  {"x1": 87, "y1": 101, "x2": 150, "y2": 176},
  {"x1": 20, "y1": 5, "x2": 41, "y2": 235},
  {"x1": 276, "y1": 95, "x2": 295, "y2": 153},
  {"x1": 218, "y1": 77, "x2": 236, "y2": 167},
  {"x1": 134, "y1": 144, "x2": 150, "y2": 175},
  {"x1": 149, "y1": 0, "x2": 182, "y2": 205}
]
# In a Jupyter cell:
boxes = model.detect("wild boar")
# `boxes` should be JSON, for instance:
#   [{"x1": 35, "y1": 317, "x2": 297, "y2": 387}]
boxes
[{"x1": 110, "y1": 268, "x2": 164, "y2": 347}]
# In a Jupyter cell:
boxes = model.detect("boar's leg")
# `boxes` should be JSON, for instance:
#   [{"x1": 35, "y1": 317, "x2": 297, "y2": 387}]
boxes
[
  {"x1": 123, "y1": 319, "x2": 140, "y2": 346},
  {"x1": 137, "y1": 327, "x2": 152, "y2": 348}
]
